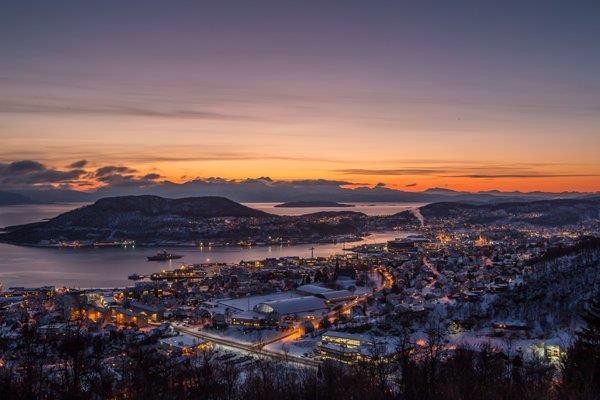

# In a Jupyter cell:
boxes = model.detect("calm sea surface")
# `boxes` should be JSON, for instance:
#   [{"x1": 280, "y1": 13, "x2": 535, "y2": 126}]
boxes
[
  {"x1": 0, "y1": 202, "x2": 420, "y2": 288},
  {"x1": 246, "y1": 202, "x2": 426, "y2": 216}
]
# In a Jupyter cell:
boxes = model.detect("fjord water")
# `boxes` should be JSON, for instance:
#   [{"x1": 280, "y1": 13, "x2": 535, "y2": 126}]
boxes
[
  {"x1": 0, "y1": 202, "x2": 418, "y2": 288},
  {"x1": 247, "y1": 202, "x2": 425, "y2": 216}
]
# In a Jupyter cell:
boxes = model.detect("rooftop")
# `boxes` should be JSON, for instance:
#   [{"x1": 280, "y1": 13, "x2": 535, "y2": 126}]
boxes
[{"x1": 255, "y1": 296, "x2": 327, "y2": 315}]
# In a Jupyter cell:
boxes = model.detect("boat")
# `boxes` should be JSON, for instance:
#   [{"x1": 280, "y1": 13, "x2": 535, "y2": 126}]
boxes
[
  {"x1": 128, "y1": 273, "x2": 144, "y2": 280},
  {"x1": 147, "y1": 250, "x2": 183, "y2": 261}
]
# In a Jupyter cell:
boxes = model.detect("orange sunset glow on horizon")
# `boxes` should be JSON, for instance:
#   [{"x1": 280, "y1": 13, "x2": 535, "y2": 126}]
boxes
[{"x1": 1, "y1": 1, "x2": 599, "y2": 195}]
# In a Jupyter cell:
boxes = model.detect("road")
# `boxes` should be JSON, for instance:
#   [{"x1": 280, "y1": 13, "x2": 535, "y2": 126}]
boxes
[
  {"x1": 254, "y1": 327, "x2": 301, "y2": 349},
  {"x1": 172, "y1": 266, "x2": 394, "y2": 368},
  {"x1": 172, "y1": 323, "x2": 320, "y2": 368}
]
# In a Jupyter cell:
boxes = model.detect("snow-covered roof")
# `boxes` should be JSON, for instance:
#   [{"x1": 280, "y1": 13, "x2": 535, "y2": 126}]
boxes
[
  {"x1": 159, "y1": 334, "x2": 206, "y2": 349},
  {"x1": 296, "y1": 284, "x2": 333, "y2": 295},
  {"x1": 129, "y1": 301, "x2": 160, "y2": 313},
  {"x1": 231, "y1": 310, "x2": 265, "y2": 320},
  {"x1": 335, "y1": 278, "x2": 356, "y2": 289},
  {"x1": 322, "y1": 330, "x2": 370, "y2": 343},
  {"x1": 254, "y1": 296, "x2": 327, "y2": 315},
  {"x1": 316, "y1": 290, "x2": 355, "y2": 301}
]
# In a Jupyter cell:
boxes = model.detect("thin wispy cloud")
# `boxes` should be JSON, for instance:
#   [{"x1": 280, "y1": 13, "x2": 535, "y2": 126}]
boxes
[
  {"x1": 334, "y1": 164, "x2": 599, "y2": 179},
  {"x1": 0, "y1": 101, "x2": 261, "y2": 121},
  {"x1": 335, "y1": 168, "x2": 447, "y2": 176},
  {"x1": 446, "y1": 173, "x2": 600, "y2": 179},
  {"x1": 335, "y1": 166, "x2": 524, "y2": 176},
  {"x1": 0, "y1": 149, "x2": 341, "y2": 165}
]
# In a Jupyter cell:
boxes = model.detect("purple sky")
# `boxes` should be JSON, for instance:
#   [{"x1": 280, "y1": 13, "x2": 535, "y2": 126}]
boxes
[{"x1": 1, "y1": 1, "x2": 599, "y2": 192}]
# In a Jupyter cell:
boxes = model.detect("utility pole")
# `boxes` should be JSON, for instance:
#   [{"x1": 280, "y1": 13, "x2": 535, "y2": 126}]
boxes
[{"x1": 309, "y1": 247, "x2": 315, "y2": 259}]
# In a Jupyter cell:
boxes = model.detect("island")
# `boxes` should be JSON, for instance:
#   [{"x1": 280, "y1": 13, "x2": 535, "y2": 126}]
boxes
[
  {"x1": 2, "y1": 194, "x2": 597, "y2": 247},
  {"x1": 274, "y1": 201, "x2": 355, "y2": 208},
  {"x1": 0, "y1": 195, "x2": 407, "y2": 247}
]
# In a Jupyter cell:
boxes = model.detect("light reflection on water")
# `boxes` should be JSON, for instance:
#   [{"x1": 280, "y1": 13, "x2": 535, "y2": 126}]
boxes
[
  {"x1": 245, "y1": 202, "x2": 426, "y2": 216},
  {"x1": 0, "y1": 203, "x2": 419, "y2": 288}
]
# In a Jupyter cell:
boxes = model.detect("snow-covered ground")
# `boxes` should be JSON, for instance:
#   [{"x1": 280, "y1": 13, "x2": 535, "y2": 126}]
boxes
[
  {"x1": 265, "y1": 334, "x2": 321, "y2": 358},
  {"x1": 204, "y1": 326, "x2": 283, "y2": 345},
  {"x1": 445, "y1": 330, "x2": 573, "y2": 362}
]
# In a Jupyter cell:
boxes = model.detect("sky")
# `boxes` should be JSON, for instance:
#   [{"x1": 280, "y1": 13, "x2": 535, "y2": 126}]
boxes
[{"x1": 1, "y1": 0, "x2": 599, "y2": 193}]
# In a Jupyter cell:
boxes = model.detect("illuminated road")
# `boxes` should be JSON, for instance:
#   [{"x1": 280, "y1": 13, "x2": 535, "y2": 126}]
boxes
[
  {"x1": 172, "y1": 323, "x2": 320, "y2": 368},
  {"x1": 172, "y1": 266, "x2": 394, "y2": 368},
  {"x1": 254, "y1": 327, "x2": 301, "y2": 349}
]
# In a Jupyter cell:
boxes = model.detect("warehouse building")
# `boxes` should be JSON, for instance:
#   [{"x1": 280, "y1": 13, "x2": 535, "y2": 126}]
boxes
[
  {"x1": 317, "y1": 330, "x2": 373, "y2": 363},
  {"x1": 296, "y1": 284, "x2": 333, "y2": 296},
  {"x1": 254, "y1": 296, "x2": 328, "y2": 321},
  {"x1": 315, "y1": 290, "x2": 356, "y2": 304}
]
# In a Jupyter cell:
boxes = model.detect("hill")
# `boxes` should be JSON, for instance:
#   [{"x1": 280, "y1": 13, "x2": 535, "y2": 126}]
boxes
[
  {"x1": 70, "y1": 195, "x2": 273, "y2": 219},
  {"x1": 420, "y1": 197, "x2": 600, "y2": 227},
  {"x1": 0, "y1": 191, "x2": 36, "y2": 206},
  {"x1": 0, "y1": 196, "x2": 274, "y2": 245}
]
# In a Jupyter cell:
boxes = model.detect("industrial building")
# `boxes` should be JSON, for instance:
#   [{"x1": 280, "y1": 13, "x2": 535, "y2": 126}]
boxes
[
  {"x1": 254, "y1": 296, "x2": 328, "y2": 320},
  {"x1": 317, "y1": 330, "x2": 373, "y2": 363},
  {"x1": 296, "y1": 284, "x2": 333, "y2": 296},
  {"x1": 315, "y1": 290, "x2": 356, "y2": 303}
]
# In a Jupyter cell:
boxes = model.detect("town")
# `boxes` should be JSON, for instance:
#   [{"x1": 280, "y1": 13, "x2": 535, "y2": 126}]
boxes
[{"x1": 3, "y1": 217, "x2": 598, "y2": 374}]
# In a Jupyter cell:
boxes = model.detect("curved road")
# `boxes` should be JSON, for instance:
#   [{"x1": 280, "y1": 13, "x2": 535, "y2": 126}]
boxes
[{"x1": 172, "y1": 265, "x2": 394, "y2": 368}]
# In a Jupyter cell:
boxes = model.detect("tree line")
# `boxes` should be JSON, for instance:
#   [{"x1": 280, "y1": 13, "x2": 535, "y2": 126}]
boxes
[{"x1": 1, "y1": 295, "x2": 599, "y2": 400}]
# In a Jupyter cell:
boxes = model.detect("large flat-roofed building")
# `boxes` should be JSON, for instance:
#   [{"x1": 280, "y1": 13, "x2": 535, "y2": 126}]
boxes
[
  {"x1": 315, "y1": 290, "x2": 356, "y2": 303},
  {"x1": 217, "y1": 292, "x2": 303, "y2": 312},
  {"x1": 334, "y1": 276, "x2": 356, "y2": 290},
  {"x1": 318, "y1": 330, "x2": 373, "y2": 363},
  {"x1": 231, "y1": 310, "x2": 268, "y2": 328},
  {"x1": 254, "y1": 296, "x2": 328, "y2": 319},
  {"x1": 296, "y1": 284, "x2": 333, "y2": 296},
  {"x1": 321, "y1": 330, "x2": 371, "y2": 348}
]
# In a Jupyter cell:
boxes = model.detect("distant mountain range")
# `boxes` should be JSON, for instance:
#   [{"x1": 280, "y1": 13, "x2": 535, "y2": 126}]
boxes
[
  {"x1": 0, "y1": 190, "x2": 37, "y2": 205},
  {"x1": 0, "y1": 189, "x2": 93, "y2": 205},
  {"x1": 0, "y1": 180, "x2": 596, "y2": 206}
]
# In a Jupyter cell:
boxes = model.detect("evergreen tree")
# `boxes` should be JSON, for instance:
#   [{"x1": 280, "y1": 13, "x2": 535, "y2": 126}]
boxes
[
  {"x1": 579, "y1": 295, "x2": 600, "y2": 346},
  {"x1": 561, "y1": 293, "x2": 600, "y2": 399}
]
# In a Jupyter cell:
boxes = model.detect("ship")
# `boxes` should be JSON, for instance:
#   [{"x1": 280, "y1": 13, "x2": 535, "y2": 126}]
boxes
[
  {"x1": 146, "y1": 250, "x2": 183, "y2": 261},
  {"x1": 128, "y1": 273, "x2": 144, "y2": 280}
]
